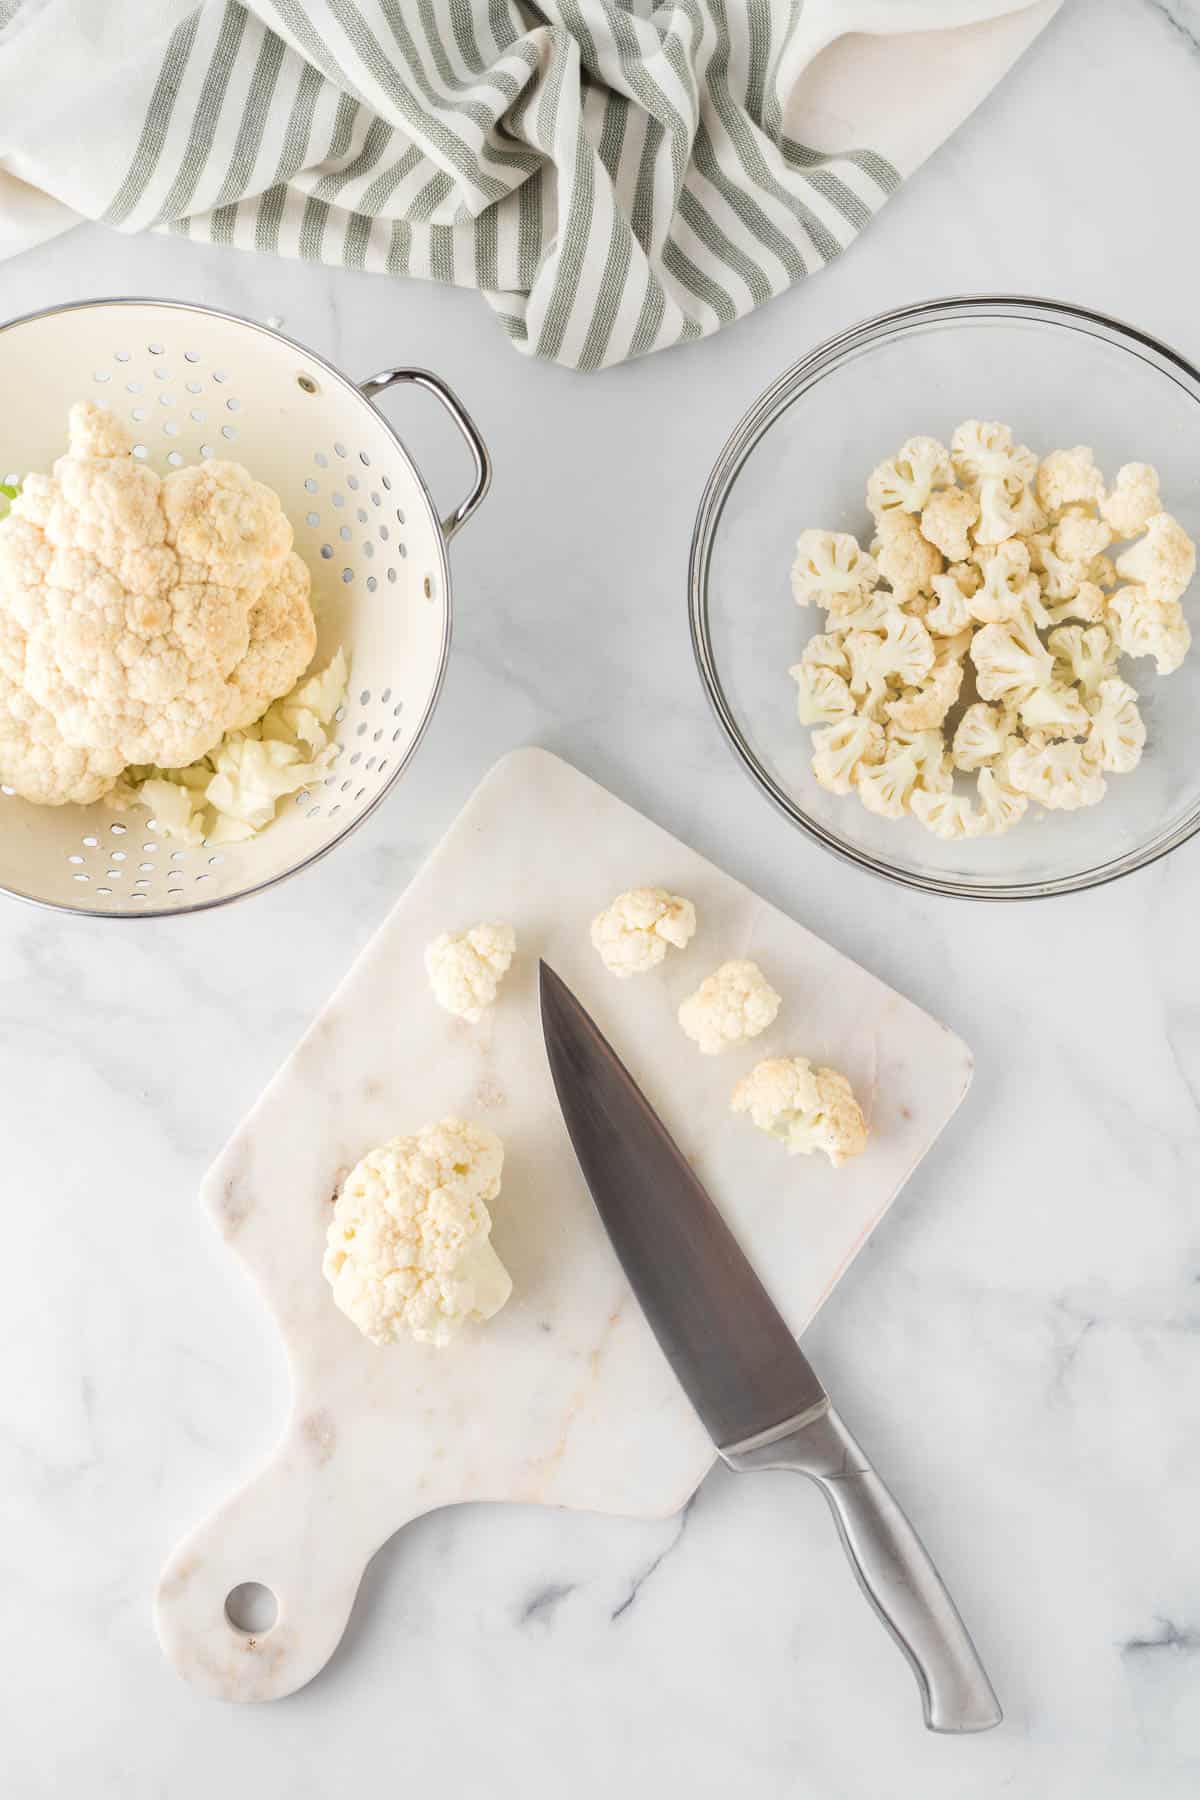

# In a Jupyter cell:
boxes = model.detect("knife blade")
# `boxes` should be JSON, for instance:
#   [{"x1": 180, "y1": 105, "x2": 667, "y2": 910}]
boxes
[{"x1": 539, "y1": 961, "x2": 1001, "y2": 1735}]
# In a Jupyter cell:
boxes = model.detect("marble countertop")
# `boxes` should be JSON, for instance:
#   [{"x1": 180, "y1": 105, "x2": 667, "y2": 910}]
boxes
[{"x1": 1, "y1": 1, "x2": 1197, "y2": 1793}]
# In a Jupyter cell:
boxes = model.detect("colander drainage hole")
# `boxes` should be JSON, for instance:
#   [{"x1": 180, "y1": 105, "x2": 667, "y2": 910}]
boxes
[
  {"x1": 359, "y1": 690, "x2": 371, "y2": 705},
  {"x1": 381, "y1": 688, "x2": 391, "y2": 703},
  {"x1": 314, "y1": 452, "x2": 328, "y2": 468},
  {"x1": 320, "y1": 545, "x2": 333, "y2": 560},
  {"x1": 305, "y1": 478, "x2": 318, "y2": 493},
  {"x1": 67, "y1": 854, "x2": 84, "y2": 865},
  {"x1": 82, "y1": 836, "x2": 98, "y2": 848},
  {"x1": 110, "y1": 824, "x2": 127, "y2": 836}
]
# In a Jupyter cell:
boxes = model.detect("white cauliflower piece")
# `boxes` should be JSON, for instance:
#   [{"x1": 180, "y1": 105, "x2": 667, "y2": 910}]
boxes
[
  {"x1": 969, "y1": 539, "x2": 1044, "y2": 625},
  {"x1": 1007, "y1": 739, "x2": 1106, "y2": 811},
  {"x1": 919, "y1": 487, "x2": 978, "y2": 561},
  {"x1": 1114, "y1": 512, "x2": 1196, "y2": 605},
  {"x1": 883, "y1": 656, "x2": 963, "y2": 733},
  {"x1": 867, "y1": 436, "x2": 952, "y2": 520},
  {"x1": 811, "y1": 714, "x2": 884, "y2": 795},
  {"x1": 926, "y1": 566, "x2": 978, "y2": 636},
  {"x1": 1088, "y1": 677, "x2": 1145, "y2": 774},
  {"x1": 1048, "y1": 624, "x2": 1117, "y2": 697},
  {"x1": 856, "y1": 744, "x2": 922, "y2": 819},
  {"x1": 950, "y1": 421, "x2": 1037, "y2": 491},
  {"x1": 976, "y1": 763, "x2": 1028, "y2": 835},
  {"x1": 426, "y1": 923, "x2": 517, "y2": 1020},
  {"x1": 790, "y1": 530, "x2": 878, "y2": 610},
  {"x1": 910, "y1": 789, "x2": 986, "y2": 841},
  {"x1": 971, "y1": 609, "x2": 1054, "y2": 705},
  {"x1": 1101, "y1": 463, "x2": 1161, "y2": 539},
  {"x1": 952, "y1": 702, "x2": 1008, "y2": 771},
  {"x1": 800, "y1": 632, "x2": 849, "y2": 673},
  {"x1": 1053, "y1": 506, "x2": 1111, "y2": 565},
  {"x1": 1036, "y1": 446, "x2": 1105, "y2": 517},
  {"x1": 790, "y1": 662, "x2": 855, "y2": 725},
  {"x1": 972, "y1": 476, "x2": 1027, "y2": 548},
  {"x1": 0, "y1": 403, "x2": 316, "y2": 806},
  {"x1": 731, "y1": 1057, "x2": 867, "y2": 1168},
  {"x1": 1107, "y1": 587, "x2": 1191, "y2": 674},
  {"x1": 874, "y1": 509, "x2": 943, "y2": 605},
  {"x1": 678, "y1": 960, "x2": 781, "y2": 1056},
  {"x1": 0, "y1": 656, "x2": 123, "y2": 804},
  {"x1": 844, "y1": 613, "x2": 934, "y2": 706},
  {"x1": 1043, "y1": 579, "x2": 1106, "y2": 627},
  {"x1": 1017, "y1": 683, "x2": 1091, "y2": 739},
  {"x1": 1026, "y1": 530, "x2": 1087, "y2": 603},
  {"x1": 591, "y1": 888, "x2": 695, "y2": 979},
  {"x1": 323, "y1": 1120, "x2": 512, "y2": 1348},
  {"x1": 886, "y1": 725, "x2": 953, "y2": 793}
]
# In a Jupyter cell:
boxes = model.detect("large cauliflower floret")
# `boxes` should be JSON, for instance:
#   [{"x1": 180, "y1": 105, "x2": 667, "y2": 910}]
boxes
[
  {"x1": 1114, "y1": 512, "x2": 1196, "y2": 605},
  {"x1": 919, "y1": 487, "x2": 978, "y2": 561},
  {"x1": 790, "y1": 530, "x2": 878, "y2": 610},
  {"x1": 951, "y1": 420, "x2": 1037, "y2": 492},
  {"x1": 1007, "y1": 738, "x2": 1106, "y2": 811},
  {"x1": 873, "y1": 508, "x2": 944, "y2": 605},
  {"x1": 1036, "y1": 446, "x2": 1105, "y2": 517},
  {"x1": 323, "y1": 1120, "x2": 513, "y2": 1348},
  {"x1": 731, "y1": 1057, "x2": 867, "y2": 1168},
  {"x1": 0, "y1": 403, "x2": 315, "y2": 805},
  {"x1": 1088, "y1": 677, "x2": 1145, "y2": 774},
  {"x1": 1107, "y1": 587, "x2": 1191, "y2": 674},
  {"x1": 1101, "y1": 463, "x2": 1161, "y2": 539},
  {"x1": 811, "y1": 714, "x2": 884, "y2": 794},
  {"x1": 790, "y1": 660, "x2": 855, "y2": 725},
  {"x1": 591, "y1": 887, "x2": 696, "y2": 978},
  {"x1": 867, "y1": 436, "x2": 952, "y2": 520},
  {"x1": 425, "y1": 923, "x2": 517, "y2": 1022},
  {"x1": 678, "y1": 960, "x2": 781, "y2": 1056}
]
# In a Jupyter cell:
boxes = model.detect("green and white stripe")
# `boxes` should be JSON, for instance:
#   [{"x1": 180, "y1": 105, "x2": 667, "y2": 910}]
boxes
[{"x1": 37, "y1": 0, "x2": 912, "y2": 367}]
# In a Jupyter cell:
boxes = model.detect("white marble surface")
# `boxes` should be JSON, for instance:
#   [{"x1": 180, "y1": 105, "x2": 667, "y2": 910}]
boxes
[{"x1": 0, "y1": 0, "x2": 1197, "y2": 1791}]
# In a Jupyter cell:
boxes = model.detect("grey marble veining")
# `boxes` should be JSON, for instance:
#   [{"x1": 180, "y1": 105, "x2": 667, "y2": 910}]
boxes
[{"x1": 0, "y1": 0, "x2": 1197, "y2": 1792}]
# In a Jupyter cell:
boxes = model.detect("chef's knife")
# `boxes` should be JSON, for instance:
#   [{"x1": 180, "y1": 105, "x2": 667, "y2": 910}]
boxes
[{"x1": 539, "y1": 962, "x2": 1001, "y2": 1735}]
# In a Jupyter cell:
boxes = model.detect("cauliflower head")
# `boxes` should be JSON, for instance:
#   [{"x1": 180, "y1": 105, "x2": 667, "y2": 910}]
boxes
[
  {"x1": 678, "y1": 960, "x2": 781, "y2": 1056},
  {"x1": 323, "y1": 1120, "x2": 512, "y2": 1348},
  {"x1": 731, "y1": 1057, "x2": 867, "y2": 1168},
  {"x1": 425, "y1": 923, "x2": 517, "y2": 1022},
  {"x1": 0, "y1": 403, "x2": 316, "y2": 805},
  {"x1": 591, "y1": 887, "x2": 696, "y2": 978}
]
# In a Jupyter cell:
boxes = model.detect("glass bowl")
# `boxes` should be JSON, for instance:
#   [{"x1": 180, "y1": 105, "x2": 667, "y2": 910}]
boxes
[{"x1": 690, "y1": 297, "x2": 1200, "y2": 899}]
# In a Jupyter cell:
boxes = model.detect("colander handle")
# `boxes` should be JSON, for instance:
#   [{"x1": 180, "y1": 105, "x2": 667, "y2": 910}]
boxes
[{"x1": 359, "y1": 367, "x2": 491, "y2": 543}]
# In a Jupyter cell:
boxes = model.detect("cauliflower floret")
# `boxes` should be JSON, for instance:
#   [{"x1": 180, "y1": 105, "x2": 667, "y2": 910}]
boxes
[
  {"x1": 1087, "y1": 677, "x2": 1145, "y2": 774},
  {"x1": 590, "y1": 888, "x2": 696, "y2": 979},
  {"x1": 1036, "y1": 446, "x2": 1105, "y2": 518},
  {"x1": 1114, "y1": 512, "x2": 1196, "y2": 605},
  {"x1": 1007, "y1": 738, "x2": 1106, "y2": 811},
  {"x1": 950, "y1": 421, "x2": 1037, "y2": 492},
  {"x1": 1043, "y1": 579, "x2": 1106, "y2": 627},
  {"x1": 790, "y1": 530, "x2": 878, "y2": 610},
  {"x1": 811, "y1": 714, "x2": 884, "y2": 794},
  {"x1": 800, "y1": 631, "x2": 849, "y2": 673},
  {"x1": 919, "y1": 487, "x2": 978, "y2": 561},
  {"x1": 972, "y1": 475, "x2": 1030, "y2": 548},
  {"x1": 873, "y1": 509, "x2": 943, "y2": 606},
  {"x1": 0, "y1": 403, "x2": 316, "y2": 805},
  {"x1": 970, "y1": 609, "x2": 1054, "y2": 705},
  {"x1": 730, "y1": 1057, "x2": 867, "y2": 1168},
  {"x1": 856, "y1": 744, "x2": 922, "y2": 819},
  {"x1": 910, "y1": 789, "x2": 986, "y2": 840},
  {"x1": 844, "y1": 612, "x2": 934, "y2": 705},
  {"x1": 952, "y1": 701, "x2": 1008, "y2": 771},
  {"x1": 926, "y1": 566, "x2": 978, "y2": 636},
  {"x1": 1107, "y1": 587, "x2": 1191, "y2": 674},
  {"x1": 1053, "y1": 506, "x2": 1111, "y2": 565},
  {"x1": 867, "y1": 436, "x2": 952, "y2": 520},
  {"x1": 1048, "y1": 623, "x2": 1117, "y2": 697},
  {"x1": 883, "y1": 656, "x2": 963, "y2": 733},
  {"x1": 678, "y1": 960, "x2": 781, "y2": 1056},
  {"x1": 969, "y1": 539, "x2": 1044, "y2": 625},
  {"x1": 1101, "y1": 463, "x2": 1161, "y2": 540},
  {"x1": 790, "y1": 661, "x2": 855, "y2": 725},
  {"x1": 976, "y1": 763, "x2": 1028, "y2": 835},
  {"x1": 1017, "y1": 682, "x2": 1091, "y2": 739},
  {"x1": 1026, "y1": 530, "x2": 1087, "y2": 604},
  {"x1": 323, "y1": 1120, "x2": 512, "y2": 1347},
  {"x1": 426, "y1": 923, "x2": 517, "y2": 1021}
]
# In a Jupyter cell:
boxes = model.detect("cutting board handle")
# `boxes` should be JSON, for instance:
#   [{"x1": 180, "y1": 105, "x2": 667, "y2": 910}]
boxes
[{"x1": 155, "y1": 1418, "x2": 418, "y2": 1702}]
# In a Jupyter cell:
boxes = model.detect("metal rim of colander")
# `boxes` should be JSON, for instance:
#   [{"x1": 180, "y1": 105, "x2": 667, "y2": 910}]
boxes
[
  {"x1": 690, "y1": 293, "x2": 1200, "y2": 902},
  {"x1": 0, "y1": 296, "x2": 475, "y2": 922}
]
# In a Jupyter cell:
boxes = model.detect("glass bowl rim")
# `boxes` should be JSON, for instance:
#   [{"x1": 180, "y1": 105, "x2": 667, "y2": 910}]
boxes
[{"x1": 689, "y1": 293, "x2": 1200, "y2": 902}]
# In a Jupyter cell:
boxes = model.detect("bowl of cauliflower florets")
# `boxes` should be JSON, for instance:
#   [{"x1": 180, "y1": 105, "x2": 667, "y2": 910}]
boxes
[{"x1": 690, "y1": 296, "x2": 1200, "y2": 899}]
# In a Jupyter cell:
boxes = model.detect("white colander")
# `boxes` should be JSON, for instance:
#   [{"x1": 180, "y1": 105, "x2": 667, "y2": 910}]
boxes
[{"x1": 0, "y1": 298, "x2": 490, "y2": 919}]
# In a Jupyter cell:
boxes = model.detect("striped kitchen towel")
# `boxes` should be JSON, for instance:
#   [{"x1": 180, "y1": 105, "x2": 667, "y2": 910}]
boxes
[{"x1": 0, "y1": 0, "x2": 1060, "y2": 369}]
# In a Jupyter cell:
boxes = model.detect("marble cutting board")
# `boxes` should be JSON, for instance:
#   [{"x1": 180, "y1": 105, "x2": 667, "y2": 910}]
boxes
[{"x1": 155, "y1": 747, "x2": 972, "y2": 1702}]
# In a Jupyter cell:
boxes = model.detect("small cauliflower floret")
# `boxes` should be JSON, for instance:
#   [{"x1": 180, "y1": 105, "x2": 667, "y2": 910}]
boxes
[
  {"x1": 886, "y1": 724, "x2": 953, "y2": 793},
  {"x1": 1088, "y1": 677, "x2": 1145, "y2": 774},
  {"x1": 1053, "y1": 506, "x2": 1111, "y2": 565},
  {"x1": 1107, "y1": 587, "x2": 1191, "y2": 674},
  {"x1": 919, "y1": 487, "x2": 978, "y2": 561},
  {"x1": 972, "y1": 475, "x2": 1027, "y2": 547},
  {"x1": 1036, "y1": 446, "x2": 1105, "y2": 518},
  {"x1": 825, "y1": 585, "x2": 895, "y2": 632},
  {"x1": 425, "y1": 922, "x2": 517, "y2": 1021},
  {"x1": 950, "y1": 421, "x2": 1037, "y2": 492},
  {"x1": 790, "y1": 530, "x2": 878, "y2": 610},
  {"x1": 590, "y1": 888, "x2": 695, "y2": 979},
  {"x1": 866, "y1": 436, "x2": 952, "y2": 520},
  {"x1": 790, "y1": 662, "x2": 855, "y2": 725},
  {"x1": 1007, "y1": 738, "x2": 1106, "y2": 811},
  {"x1": 1017, "y1": 682, "x2": 1091, "y2": 739},
  {"x1": 977, "y1": 763, "x2": 1028, "y2": 835},
  {"x1": 811, "y1": 714, "x2": 884, "y2": 795},
  {"x1": 856, "y1": 744, "x2": 922, "y2": 819},
  {"x1": 969, "y1": 539, "x2": 1044, "y2": 625},
  {"x1": 910, "y1": 789, "x2": 986, "y2": 841},
  {"x1": 1043, "y1": 579, "x2": 1106, "y2": 627},
  {"x1": 1089, "y1": 553, "x2": 1118, "y2": 592},
  {"x1": 846, "y1": 612, "x2": 934, "y2": 704},
  {"x1": 800, "y1": 631, "x2": 849, "y2": 673},
  {"x1": 1101, "y1": 463, "x2": 1161, "y2": 539},
  {"x1": 1048, "y1": 623, "x2": 1117, "y2": 698},
  {"x1": 970, "y1": 608, "x2": 1054, "y2": 705},
  {"x1": 873, "y1": 509, "x2": 943, "y2": 605},
  {"x1": 884, "y1": 656, "x2": 963, "y2": 733},
  {"x1": 678, "y1": 960, "x2": 781, "y2": 1056},
  {"x1": 1114, "y1": 512, "x2": 1196, "y2": 605},
  {"x1": 926, "y1": 566, "x2": 978, "y2": 636},
  {"x1": 1026, "y1": 530, "x2": 1087, "y2": 603},
  {"x1": 952, "y1": 701, "x2": 1008, "y2": 771},
  {"x1": 323, "y1": 1120, "x2": 512, "y2": 1348},
  {"x1": 730, "y1": 1057, "x2": 867, "y2": 1168}
]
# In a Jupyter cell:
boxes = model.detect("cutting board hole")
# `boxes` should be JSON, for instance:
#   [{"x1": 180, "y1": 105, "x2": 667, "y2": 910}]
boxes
[{"x1": 225, "y1": 1582, "x2": 277, "y2": 1637}]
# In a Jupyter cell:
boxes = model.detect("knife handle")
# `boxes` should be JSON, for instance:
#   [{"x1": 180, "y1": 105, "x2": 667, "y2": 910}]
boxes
[{"x1": 723, "y1": 1406, "x2": 1001, "y2": 1734}]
